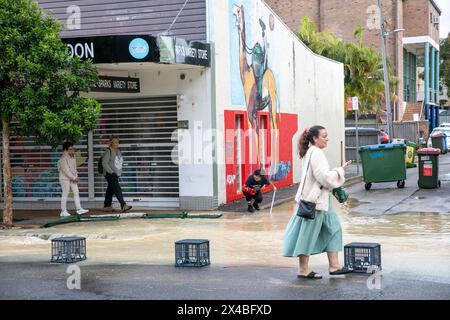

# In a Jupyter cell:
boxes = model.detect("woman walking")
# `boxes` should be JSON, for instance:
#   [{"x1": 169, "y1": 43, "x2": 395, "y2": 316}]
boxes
[
  {"x1": 283, "y1": 126, "x2": 353, "y2": 279},
  {"x1": 102, "y1": 136, "x2": 132, "y2": 212},
  {"x1": 57, "y1": 141, "x2": 89, "y2": 217}
]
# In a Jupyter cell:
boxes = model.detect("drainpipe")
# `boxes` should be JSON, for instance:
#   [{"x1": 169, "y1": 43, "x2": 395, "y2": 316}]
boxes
[
  {"x1": 394, "y1": 0, "x2": 399, "y2": 121},
  {"x1": 431, "y1": 46, "x2": 436, "y2": 130},
  {"x1": 436, "y1": 50, "x2": 440, "y2": 127},
  {"x1": 424, "y1": 42, "x2": 431, "y2": 133}
]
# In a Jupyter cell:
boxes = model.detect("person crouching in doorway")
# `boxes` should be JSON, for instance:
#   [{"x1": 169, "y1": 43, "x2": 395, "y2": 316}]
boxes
[
  {"x1": 57, "y1": 141, "x2": 89, "y2": 217},
  {"x1": 242, "y1": 169, "x2": 277, "y2": 213}
]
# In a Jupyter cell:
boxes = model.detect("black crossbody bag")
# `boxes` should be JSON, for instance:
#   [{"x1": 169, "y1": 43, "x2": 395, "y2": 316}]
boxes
[{"x1": 296, "y1": 151, "x2": 322, "y2": 220}]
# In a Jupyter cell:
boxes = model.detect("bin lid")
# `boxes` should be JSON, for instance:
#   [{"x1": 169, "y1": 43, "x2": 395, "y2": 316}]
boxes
[
  {"x1": 431, "y1": 133, "x2": 446, "y2": 137},
  {"x1": 175, "y1": 239, "x2": 209, "y2": 244},
  {"x1": 359, "y1": 143, "x2": 406, "y2": 152},
  {"x1": 417, "y1": 148, "x2": 441, "y2": 154}
]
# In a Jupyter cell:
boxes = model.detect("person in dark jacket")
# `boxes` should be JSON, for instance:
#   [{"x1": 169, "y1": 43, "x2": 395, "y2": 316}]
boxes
[
  {"x1": 102, "y1": 136, "x2": 132, "y2": 213},
  {"x1": 242, "y1": 169, "x2": 277, "y2": 213}
]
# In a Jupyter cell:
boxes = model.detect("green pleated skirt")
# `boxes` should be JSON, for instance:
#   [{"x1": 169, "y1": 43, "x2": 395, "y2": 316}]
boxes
[{"x1": 283, "y1": 201, "x2": 343, "y2": 257}]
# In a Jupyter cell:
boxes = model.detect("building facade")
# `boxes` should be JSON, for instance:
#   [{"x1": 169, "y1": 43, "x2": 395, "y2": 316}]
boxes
[
  {"x1": 267, "y1": 0, "x2": 442, "y2": 131},
  {"x1": 0, "y1": 0, "x2": 345, "y2": 211}
]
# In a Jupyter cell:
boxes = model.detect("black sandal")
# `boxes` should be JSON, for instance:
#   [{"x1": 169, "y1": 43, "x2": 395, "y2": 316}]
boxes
[
  {"x1": 297, "y1": 272, "x2": 322, "y2": 280},
  {"x1": 329, "y1": 266, "x2": 353, "y2": 275}
]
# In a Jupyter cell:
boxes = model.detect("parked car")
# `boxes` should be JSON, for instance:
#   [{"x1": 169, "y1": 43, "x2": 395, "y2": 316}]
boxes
[
  {"x1": 345, "y1": 127, "x2": 390, "y2": 144},
  {"x1": 427, "y1": 127, "x2": 450, "y2": 149},
  {"x1": 439, "y1": 123, "x2": 450, "y2": 128}
]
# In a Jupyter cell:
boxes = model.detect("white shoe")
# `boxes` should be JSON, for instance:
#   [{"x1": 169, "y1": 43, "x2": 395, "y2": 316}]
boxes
[
  {"x1": 60, "y1": 210, "x2": 71, "y2": 217},
  {"x1": 76, "y1": 208, "x2": 89, "y2": 215}
]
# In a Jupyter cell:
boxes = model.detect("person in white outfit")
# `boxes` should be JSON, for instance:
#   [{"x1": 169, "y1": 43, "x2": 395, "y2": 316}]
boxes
[{"x1": 57, "y1": 141, "x2": 89, "y2": 217}]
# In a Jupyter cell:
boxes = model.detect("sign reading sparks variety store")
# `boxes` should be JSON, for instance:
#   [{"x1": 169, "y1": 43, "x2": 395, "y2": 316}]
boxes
[{"x1": 64, "y1": 35, "x2": 211, "y2": 67}]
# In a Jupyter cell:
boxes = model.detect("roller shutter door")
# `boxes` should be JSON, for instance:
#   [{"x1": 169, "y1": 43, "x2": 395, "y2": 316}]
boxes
[{"x1": 93, "y1": 96, "x2": 179, "y2": 203}]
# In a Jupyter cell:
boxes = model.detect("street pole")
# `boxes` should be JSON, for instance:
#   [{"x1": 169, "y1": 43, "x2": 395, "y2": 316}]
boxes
[
  {"x1": 355, "y1": 106, "x2": 360, "y2": 176},
  {"x1": 378, "y1": 0, "x2": 393, "y2": 142}
]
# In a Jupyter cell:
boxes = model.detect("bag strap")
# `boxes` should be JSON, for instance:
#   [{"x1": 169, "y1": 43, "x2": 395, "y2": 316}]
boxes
[
  {"x1": 300, "y1": 149, "x2": 314, "y2": 197},
  {"x1": 300, "y1": 149, "x2": 323, "y2": 199}
]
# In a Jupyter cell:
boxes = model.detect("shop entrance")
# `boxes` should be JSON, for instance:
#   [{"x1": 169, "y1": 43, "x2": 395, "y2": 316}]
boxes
[{"x1": 93, "y1": 96, "x2": 180, "y2": 206}]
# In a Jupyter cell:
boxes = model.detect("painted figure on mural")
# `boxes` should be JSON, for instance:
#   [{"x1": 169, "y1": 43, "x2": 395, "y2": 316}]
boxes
[{"x1": 232, "y1": 3, "x2": 280, "y2": 176}]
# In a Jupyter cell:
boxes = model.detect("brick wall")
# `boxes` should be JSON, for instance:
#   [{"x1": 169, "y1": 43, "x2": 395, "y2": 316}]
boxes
[
  {"x1": 266, "y1": 0, "x2": 399, "y2": 62},
  {"x1": 266, "y1": 0, "x2": 403, "y2": 118},
  {"x1": 265, "y1": 0, "x2": 440, "y2": 121},
  {"x1": 265, "y1": 0, "x2": 320, "y2": 33},
  {"x1": 428, "y1": 1, "x2": 441, "y2": 44},
  {"x1": 403, "y1": 0, "x2": 440, "y2": 43}
]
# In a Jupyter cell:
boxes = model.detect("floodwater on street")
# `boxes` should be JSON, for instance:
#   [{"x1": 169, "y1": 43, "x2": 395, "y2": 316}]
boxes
[{"x1": 0, "y1": 199, "x2": 449, "y2": 283}]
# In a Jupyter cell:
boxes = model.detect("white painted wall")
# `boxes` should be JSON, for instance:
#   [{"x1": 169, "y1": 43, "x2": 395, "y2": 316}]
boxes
[
  {"x1": 210, "y1": 0, "x2": 345, "y2": 205},
  {"x1": 84, "y1": 65, "x2": 214, "y2": 199}
]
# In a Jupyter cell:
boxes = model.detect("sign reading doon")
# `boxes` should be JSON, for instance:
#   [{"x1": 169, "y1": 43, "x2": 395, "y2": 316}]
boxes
[{"x1": 63, "y1": 35, "x2": 211, "y2": 67}]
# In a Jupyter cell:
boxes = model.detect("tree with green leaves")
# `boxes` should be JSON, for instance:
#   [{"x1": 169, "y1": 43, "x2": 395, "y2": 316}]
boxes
[
  {"x1": 440, "y1": 34, "x2": 450, "y2": 104},
  {"x1": 297, "y1": 17, "x2": 397, "y2": 114},
  {"x1": 0, "y1": 0, "x2": 101, "y2": 227}
]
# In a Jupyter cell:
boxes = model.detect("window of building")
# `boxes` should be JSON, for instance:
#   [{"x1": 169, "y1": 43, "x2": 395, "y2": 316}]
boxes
[{"x1": 403, "y1": 49, "x2": 417, "y2": 103}]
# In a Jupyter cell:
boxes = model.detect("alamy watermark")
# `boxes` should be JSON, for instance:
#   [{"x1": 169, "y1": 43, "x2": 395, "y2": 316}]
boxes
[
  {"x1": 171, "y1": 121, "x2": 281, "y2": 167},
  {"x1": 66, "y1": 264, "x2": 81, "y2": 290},
  {"x1": 366, "y1": 267, "x2": 383, "y2": 290},
  {"x1": 66, "y1": 5, "x2": 81, "y2": 30}
]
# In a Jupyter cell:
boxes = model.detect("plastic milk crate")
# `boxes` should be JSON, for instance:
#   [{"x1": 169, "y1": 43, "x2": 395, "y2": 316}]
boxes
[
  {"x1": 344, "y1": 243, "x2": 381, "y2": 273},
  {"x1": 175, "y1": 239, "x2": 210, "y2": 267},
  {"x1": 51, "y1": 237, "x2": 87, "y2": 263}
]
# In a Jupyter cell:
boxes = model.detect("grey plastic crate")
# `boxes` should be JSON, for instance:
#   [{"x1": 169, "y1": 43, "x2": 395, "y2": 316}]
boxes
[
  {"x1": 51, "y1": 237, "x2": 86, "y2": 263},
  {"x1": 175, "y1": 239, "x2": 210, "y2": 267},
  {"x1": 344, "y1": 242, "x2": 381, "y2": 274}
]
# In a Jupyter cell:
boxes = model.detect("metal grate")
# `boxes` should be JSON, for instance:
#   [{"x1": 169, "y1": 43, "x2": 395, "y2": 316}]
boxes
[{"x1": 93, "y1": 97, "x2": 180, "y2": 200}]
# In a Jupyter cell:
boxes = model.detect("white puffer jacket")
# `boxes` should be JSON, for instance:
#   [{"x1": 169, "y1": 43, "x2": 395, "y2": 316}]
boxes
[
  {"x1": 57, "y1": 153, "x2": 78, "y2": 182},
  {"x1": 295, "y1": 145, "x2": 345, "y2": 211}
]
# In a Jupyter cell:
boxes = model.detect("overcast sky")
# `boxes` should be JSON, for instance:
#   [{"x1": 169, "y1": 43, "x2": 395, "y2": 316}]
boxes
[{"x1": 435, "y1": 0, "x2": 450, "y2": 38}]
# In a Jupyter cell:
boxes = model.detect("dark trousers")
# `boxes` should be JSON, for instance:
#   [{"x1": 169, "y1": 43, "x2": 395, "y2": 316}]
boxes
[
  {"x1": 104, "y1": 173, "x2": 125, "y2": 208},
  {"x1": 243, "y1": 190, "x2": 263, "y2": 204}
]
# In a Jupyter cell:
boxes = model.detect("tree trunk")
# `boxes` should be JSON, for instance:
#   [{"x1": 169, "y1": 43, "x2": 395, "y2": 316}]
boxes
[{"x1": 2, "y1": 117, "x2": 13, "y2": 227}]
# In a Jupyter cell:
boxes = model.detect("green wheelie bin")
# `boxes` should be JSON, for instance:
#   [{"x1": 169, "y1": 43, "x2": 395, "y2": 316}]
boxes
[
  {"x1": 358, "y1": 143, "x2": 407, "y2": 191},
  {"x1": 417, "y1": 148, "x2": 441, "y2": 189},
  {"x1": 431, "y1": 133, "x2": 447, "y2": 154}
]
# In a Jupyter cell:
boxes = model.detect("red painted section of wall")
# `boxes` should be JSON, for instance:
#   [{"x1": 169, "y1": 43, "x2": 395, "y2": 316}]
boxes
[{"x1": 224, "y1": 110, "x2": 298, "y2": 203}]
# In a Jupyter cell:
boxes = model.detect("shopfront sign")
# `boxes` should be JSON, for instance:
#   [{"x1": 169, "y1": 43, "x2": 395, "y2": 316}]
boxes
[
  {"x1": 64, "y1": 35, "x2": 210, "y2": 67},
  {"x1": 65, "y1": 35, "x2": 159, "y2": 64},
  {"x1": 90, "y1": 76, "x2": 140, "y2": 93},
  {"x1": 175, "y1": 38, "x2": 210, "y2": 67}
]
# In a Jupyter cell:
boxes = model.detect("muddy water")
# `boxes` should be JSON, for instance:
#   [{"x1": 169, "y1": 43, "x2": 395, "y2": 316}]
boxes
[{"x1": 1, "y1": 200, "x2": 449, "y2": 283}]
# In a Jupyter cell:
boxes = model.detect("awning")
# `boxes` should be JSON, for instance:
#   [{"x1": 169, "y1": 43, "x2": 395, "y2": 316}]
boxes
[
  {"x1": 403, "y1": 36, "x2": 440, "y2": 54},
  {"x1": 63, "y1": 35, "x2": 211, "y2": 67}
]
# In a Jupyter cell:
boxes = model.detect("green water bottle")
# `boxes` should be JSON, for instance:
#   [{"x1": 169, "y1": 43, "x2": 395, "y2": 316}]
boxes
[{"x1": 332, "y1": 187, "x2": 348, "y2": 203}]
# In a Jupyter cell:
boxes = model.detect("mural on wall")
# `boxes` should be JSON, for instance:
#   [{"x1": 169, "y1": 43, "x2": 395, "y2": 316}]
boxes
[
  {"x1": 224, "y1": 110, "x2": 297, "y2": 203},
  {"x1": 231, "y1": 1, "x2": 280, "y2": 175},
  {"x1": 5, "y1": 137, "x2": 89, "y2": 199},
  {"x1": 227, "y1": 0, "x2": 296, "y2": 204}
]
